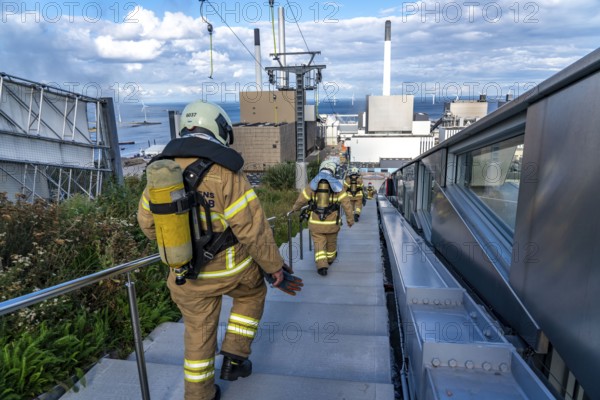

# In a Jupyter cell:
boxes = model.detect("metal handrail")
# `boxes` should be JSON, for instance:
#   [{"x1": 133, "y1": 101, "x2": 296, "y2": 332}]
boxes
[
  {"x1": 286, "y1": 206, "x2": 310, "y2": 269},
  {"x1": 0, "y1": 214, "x2": 282, "y2": 399},
  {"x1": 0, "y1": 254, "x2": 160, "y2": 399}
]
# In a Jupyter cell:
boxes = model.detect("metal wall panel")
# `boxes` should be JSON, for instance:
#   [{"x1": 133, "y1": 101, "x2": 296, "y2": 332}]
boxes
[
  {"x1": 511, "y1": 70, "x2": 600, "y2": 400},
  {"x1": 430, "y1": 186, "x2": 541, "y2": 348}
]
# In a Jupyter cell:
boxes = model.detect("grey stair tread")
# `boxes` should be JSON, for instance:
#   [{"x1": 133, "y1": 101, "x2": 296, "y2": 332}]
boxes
[
  {"x1": 137, "y1": 323, "x2": 392, "y2": 383},
  {"x1": 60, "y1": 358, "x2": 182, "y2": 400},
  {"x1": 281, "y1": 269, "x2": 384, "y2": 287},
  {"x1": 265, "y1": 282, "x2": 385, "y2": 306},
  {"x1": 217, "y1": 372, "x2": 395, "y2": 400},
  {"x1": 291, "y1": 258, "x2": 382, "y2": 273},
  {"x1": 61, "y1": 358, "x2": 395, "y2": 400},
  {"x1": 219, "y1": 299, "x2": 389, "y2": 336}
]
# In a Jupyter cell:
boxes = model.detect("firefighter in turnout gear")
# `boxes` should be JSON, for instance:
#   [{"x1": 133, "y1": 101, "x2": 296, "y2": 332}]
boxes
[
  {"x1": 137, "y1": 100, "x2": 302, "y2": 400},
  {"x1": 366, "y1": 182, "x2": 375, "y2": 199},
  {"x1": 344, "y1": 166, "x2": 364, "y2": 222},
  {"x1": 291, "y1": 160, "x2": 354, "y2": 276}
]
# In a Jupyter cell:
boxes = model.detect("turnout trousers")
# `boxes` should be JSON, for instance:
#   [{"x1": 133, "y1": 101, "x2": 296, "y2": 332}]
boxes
[
  {"x1": 349, "y1": 198, "x2": 362, "y2": 216},
  {"x1": 168, "y1": 263, "x2": 267, "y2": 400},
  {"x1": 312, "y1": 231, "x2": 339, "y2": 270}
]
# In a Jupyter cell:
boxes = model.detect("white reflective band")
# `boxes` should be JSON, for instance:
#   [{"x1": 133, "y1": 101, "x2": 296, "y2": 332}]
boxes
[
  {"x1": 337, "y1": 192, "x2": 348, "y2": 200},
  {"x1": 196, "y1": 256, "x2": 253, "y2": 278},
  {"x1": 225, "y1": 246, "x2": 235, "y2": 270},
  {"x1": 310, "y1": 219, "x2": 337, "y2": 225},
  {"x1": 229, "y1": 313, "x2": 259, "y2": 327},
  {"x1": 225, "y1": 189, "x2": 257, "y2": 219},
  {"x1": 199, "y1": 211, "x2": 228, "y2": 229},
  {"x1": 227, "y1": 324, "x2": 256, "y2": 338},
  {"x1": 302, "y1": 189, "x2": 310, "y2": 200},
  {"x1": 184, "y1": 370, "x2": 215, "y2": 382},
  {"x1": 184, "y1": 358, "x2": 215, "y2": 370},
  {"x1": 326, "y1": 251, "x2": 337, "y2": 256}
]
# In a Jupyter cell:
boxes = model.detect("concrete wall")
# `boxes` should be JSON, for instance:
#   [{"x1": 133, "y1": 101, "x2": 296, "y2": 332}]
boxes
[
  {"x1": 240, "y1": 90, "x2": 296, "y2": 124},
  {"x1": 367, "y1": 95, "x2": 414, "y2": 133},
  {"x1": 347, "y1": 136, "x2": 422, "y2": 163},
  {"x1": 231, "y1": 123, "x2": 295, "y2": 171},
  {"x1": 448, "y1": 101, "x2": 487, "y2": 118}
]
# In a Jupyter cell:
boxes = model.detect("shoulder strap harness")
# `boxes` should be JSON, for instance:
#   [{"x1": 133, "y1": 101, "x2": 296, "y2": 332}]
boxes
[{"x1": 149, "y1": 157, "x2": 238, "y2": 279}]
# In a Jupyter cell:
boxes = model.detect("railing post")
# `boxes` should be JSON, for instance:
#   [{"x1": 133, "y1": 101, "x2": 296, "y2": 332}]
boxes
[
  {"x1": 287, "y1": 212, "x2": 293, "y2": 270},
  {"x1": 126, "y1": 272, "x2": 151, "y2": 400},
  {"x1": 299, "y1": 217, "x2": 304, "y2": 260}
]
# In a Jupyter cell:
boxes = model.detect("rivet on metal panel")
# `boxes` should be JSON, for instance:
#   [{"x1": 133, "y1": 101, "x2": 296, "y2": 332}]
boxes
[
  {"x1": 469, "y1": 311, "x2": 477, "y2": 319},
  {"x1": 448, "y1": 359, "x2": 457, "y2": 368},
  {"x1": 432, "y1": 358, "x2": 441, "y2": 367},
  {"x1": 483, "y1": 328, "x2": 492, "y2": 337},
  {"x1": 412, "y1": 298, "x2": 418, "y2": 304},
  {"x1": 433, "y1": 299, "x2": 440, "y2": 305},
  {"x1": 423, "y1": 298, "x2": 429, "y2": 305},
  {"x1": 482, "y1": 362, "x2": 492, "y2": 371},
  {"x1": 445, "y1": 299, "x2": 451, "y2": 305},
  {"x1": 465, "y1": 360, "x2": 474, "y2": 369},
  {"x1": 499, "y1": 363, "x2": 509, "y2": 372}
]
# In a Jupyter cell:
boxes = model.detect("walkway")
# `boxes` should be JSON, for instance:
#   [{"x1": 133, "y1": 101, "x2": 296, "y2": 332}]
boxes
[{"x1": 61, "y1": 199, "x2": 394, "y2": 400}]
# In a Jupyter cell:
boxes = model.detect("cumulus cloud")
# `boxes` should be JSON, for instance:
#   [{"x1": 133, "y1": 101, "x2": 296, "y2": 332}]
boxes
[
  {"x1": 0, "y1": 1, "x2": 597, "y2": 102},
  {"x1": 95, "y1": 36, "x2": 163, "y2": 61}
]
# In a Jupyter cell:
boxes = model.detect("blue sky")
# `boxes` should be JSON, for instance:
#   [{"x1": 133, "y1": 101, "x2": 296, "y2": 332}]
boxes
[{"x1": 1, "y1": 1, "x2": 598, "y2": 103}]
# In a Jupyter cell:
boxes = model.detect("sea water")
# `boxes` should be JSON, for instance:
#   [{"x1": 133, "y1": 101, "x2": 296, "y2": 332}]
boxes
[{"x1": 116, "y1": 98, "x2": 496, "y2": 158}]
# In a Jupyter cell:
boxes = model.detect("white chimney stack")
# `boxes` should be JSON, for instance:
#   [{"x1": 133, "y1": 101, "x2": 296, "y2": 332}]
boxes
[
  {"x1": 383, "y1": 20, "x2": 391, "y2": 96},
  {"x1": 254, "y1": 29, "x2": 262, "y2": 88},
  {"x1": 278, "y1": 7, "x2": 287, "y2": 87}
]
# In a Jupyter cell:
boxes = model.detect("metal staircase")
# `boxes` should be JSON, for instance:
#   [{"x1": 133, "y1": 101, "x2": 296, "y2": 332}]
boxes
[{"x1": 60, "y1": 201, "x2": 395, "y2": 400}]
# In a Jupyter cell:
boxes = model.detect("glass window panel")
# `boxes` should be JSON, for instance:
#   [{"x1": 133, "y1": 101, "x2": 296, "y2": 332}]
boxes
[{"x1": 458, "y1": 135, "x2": 524, "y2": 230}]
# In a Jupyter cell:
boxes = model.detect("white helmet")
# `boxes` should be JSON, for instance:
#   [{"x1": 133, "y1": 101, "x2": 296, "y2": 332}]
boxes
[
  {"x1": 350, "y1": 166, "x2": 359, "y2": 175},
  {"x1": 319, "y1": 160, "x2": 337, "y2": 175},
  {"x1": 180, "y1": 100, "x2": 234, "y2": 146}
]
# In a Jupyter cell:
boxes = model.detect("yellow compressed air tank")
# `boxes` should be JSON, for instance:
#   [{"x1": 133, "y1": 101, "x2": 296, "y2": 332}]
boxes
[
  {"x1": 316, "y1": 180, "x2": 332, "y2": 208},
  {"x1": 146, "y1": 159, "x2": 193, "y2": 268}
]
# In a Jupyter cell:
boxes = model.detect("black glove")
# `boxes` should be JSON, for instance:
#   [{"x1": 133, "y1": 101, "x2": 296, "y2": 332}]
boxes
[{"x1": 264, "y1": 267, "x2": 304, "y2": 296}]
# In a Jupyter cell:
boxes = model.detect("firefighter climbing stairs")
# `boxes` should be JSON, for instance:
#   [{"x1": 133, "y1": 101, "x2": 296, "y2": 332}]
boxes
[{"x1": 60, "y1": 199, "x2": 394, "y2": 399}]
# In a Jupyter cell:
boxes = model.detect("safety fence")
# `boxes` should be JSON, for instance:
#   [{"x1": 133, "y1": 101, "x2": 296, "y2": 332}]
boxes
[{"x1": 0, "y1": 217, "x2": 279, "y2": 400}]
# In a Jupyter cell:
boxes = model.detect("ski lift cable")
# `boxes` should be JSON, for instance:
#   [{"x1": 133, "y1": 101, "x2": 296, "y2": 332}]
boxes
[
  {"x1": 199, "y1": 0, "x2": 270, "y2": 76},
  {"x1": 199, "y1": 1, "x2": 214, "y2": 78},
  {"x1": 285, "y1": 0, "x2": 310, "y2": 52}
]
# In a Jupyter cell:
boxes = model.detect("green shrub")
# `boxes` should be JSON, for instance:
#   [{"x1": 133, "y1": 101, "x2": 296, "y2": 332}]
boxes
[
  {"x1": 261, "y1": 162, "x2": 296, "y2": 190},
  {"x1": 0, "y1": 173, "x2": 305, "y2": 398}
]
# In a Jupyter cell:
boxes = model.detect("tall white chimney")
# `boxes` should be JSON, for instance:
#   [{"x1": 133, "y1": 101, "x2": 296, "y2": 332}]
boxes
[
  {"x1": 254, "y1": 29, "x2": 262, "y2": 88},
  {"x1": 278, "y1": 6, "x2": 287, "y2": 87},
  {"x1": 383, "y1": 20, "x2": 391, "y2": 96}
]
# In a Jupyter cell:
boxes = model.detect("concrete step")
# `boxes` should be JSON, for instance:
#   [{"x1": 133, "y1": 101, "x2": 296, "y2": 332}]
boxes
[
  {"x1": 61, "y1": 358, "x2": 395, "y2": 400},
  {"x1": 137, "y1": 323, "x2": 392, "y2": 384}
]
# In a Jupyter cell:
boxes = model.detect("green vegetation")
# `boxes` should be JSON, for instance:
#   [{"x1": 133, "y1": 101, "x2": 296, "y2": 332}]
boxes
[{"x1": 0, "y1": 166, "x2": 305, "y2": 399}]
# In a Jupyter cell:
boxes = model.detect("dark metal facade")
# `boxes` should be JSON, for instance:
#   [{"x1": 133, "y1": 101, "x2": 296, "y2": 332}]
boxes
[{"x1": 383, "y1": 48, "x2": 600, "y2": 399}]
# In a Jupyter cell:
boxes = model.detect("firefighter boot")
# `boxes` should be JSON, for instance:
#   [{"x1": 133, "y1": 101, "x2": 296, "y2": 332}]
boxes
[
  {"x1": 318, "y1": 268, "x2": 328, "y2": 276},
  {"x1": 354, "y1": 213, "x2": 359, "y2": 222},
  {"x1": 220, "y1": 355, "x2": 252, "y2": 381}
]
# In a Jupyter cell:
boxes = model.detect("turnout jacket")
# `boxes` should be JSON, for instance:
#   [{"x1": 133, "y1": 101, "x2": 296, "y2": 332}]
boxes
[
  {"x1": 138, "y1": 157, "x2": 284, "y2": 280},
  {"x1": 291, "y1": 184, "x2": 354, "y2": 234},
  {"x1": 344, "y1": 175, "x2": 364, "y2": 198}
]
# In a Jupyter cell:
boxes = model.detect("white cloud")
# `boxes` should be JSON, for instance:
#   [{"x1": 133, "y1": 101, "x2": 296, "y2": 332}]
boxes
[
  {"x1": 125, "y1": 63, "x2": 143, "y2": 72},
  {"x1": 0, "y1": 2, "x2": 597, "y2": 102},
  {"x1": 95, "y1": 36, "x2": 163, "y2": 61}
]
